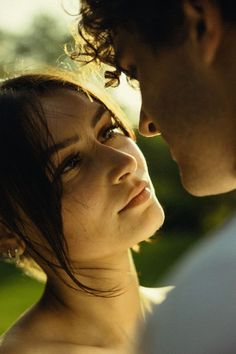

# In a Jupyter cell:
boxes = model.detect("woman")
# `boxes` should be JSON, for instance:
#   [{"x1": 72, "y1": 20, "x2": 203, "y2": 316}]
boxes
[{"x1": 0, "y1": 72, "x2": 171, "y2": 354}]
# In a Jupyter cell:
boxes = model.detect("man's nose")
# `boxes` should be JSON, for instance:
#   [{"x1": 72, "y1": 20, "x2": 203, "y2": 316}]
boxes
[{"x1": 139, "y1": 109, "x2": 159, "y2": 137}]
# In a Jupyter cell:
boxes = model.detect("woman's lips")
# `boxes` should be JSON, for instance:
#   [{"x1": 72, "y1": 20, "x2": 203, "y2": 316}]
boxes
[{"x1": 119, "y1": 186, "x2": 151, "y2": 213}]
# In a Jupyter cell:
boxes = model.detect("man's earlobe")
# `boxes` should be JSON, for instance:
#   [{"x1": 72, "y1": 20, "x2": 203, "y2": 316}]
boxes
[{"x1": 184, "y1": 0, "x2": 223, "y2": 65}]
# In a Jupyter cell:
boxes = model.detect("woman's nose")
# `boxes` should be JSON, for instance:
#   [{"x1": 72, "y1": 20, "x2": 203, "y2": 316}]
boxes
[
  {"x1": 139, "y1": 109, "x2": 159, "y2": 137},
  {"x1": 109, "y1": 150, "x2": 138, "y2": 185}
]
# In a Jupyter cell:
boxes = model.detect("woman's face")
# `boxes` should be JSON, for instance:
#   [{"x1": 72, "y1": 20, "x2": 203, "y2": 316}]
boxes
[{"x1": 42, "y1": 89, "x2": 164, "y2": 263}]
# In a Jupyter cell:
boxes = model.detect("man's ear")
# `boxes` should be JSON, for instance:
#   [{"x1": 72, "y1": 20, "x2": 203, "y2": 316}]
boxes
[
  {"x1": 0, "y1": 224, "x2": 25, "y2": 259},
  {"x1": 183, "y1": 0, "x2": 223, "y2": 65}
]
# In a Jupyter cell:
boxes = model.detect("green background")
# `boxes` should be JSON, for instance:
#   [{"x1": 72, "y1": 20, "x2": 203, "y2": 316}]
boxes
[{"x1": 1, "y1": 13, "x2": 236, "y2": 335}]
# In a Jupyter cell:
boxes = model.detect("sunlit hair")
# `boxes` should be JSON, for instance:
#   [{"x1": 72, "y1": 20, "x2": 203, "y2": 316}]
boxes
[
  {"x1": 0, "y1": 70, "x2": 134, "y2": 294},
  {"x1": 72, "y1": 0, "x2": 236, "y2": 87}
]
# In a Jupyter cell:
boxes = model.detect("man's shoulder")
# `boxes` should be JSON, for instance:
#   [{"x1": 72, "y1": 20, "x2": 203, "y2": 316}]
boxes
[
  {"x1": 168, "y1": 214, "x2": 236, "y2": 284},
  {"x1": 138, "y1": 215, "x2": 236, "y2": 354}
]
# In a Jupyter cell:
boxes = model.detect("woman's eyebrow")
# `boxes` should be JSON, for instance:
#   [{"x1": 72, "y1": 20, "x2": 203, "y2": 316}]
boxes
[
  {"x1": 46, "y1": 105, "x2": 108, "y2": 157},
  {"x1": 91, "y1": 105, "x2": 107, "y2": 127},
  {"x1": 46, "y1": 135, "x2": 79, "y2": 157}
]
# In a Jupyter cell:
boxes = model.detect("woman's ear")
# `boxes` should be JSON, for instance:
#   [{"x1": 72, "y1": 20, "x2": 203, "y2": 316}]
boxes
[
  {"x1": 183, "y1": 0, "x2": 223, "y2": 65},
  {"x1": 0, "y1": 224, "x2": 26, "y2": 260}
]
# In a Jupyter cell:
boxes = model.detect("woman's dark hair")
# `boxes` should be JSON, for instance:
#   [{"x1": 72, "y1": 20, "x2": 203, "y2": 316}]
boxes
[
  {"x1": 73, "y1": 0, "x2": 236, "y2": 86},
  {"x1": 0, "y1": 72, "x2": 134, "y2": 295}
]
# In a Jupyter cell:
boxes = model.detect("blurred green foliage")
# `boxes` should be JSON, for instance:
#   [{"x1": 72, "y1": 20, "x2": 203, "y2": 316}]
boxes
[
  {"x1": 0, "y1": 13, "x2": 74, "y2": 75},
  {"x1": 0, "y1": 262, "x2": 44, "y2": 334},
  {"x1": 1, "y1": 12, "x2": 236, "y2": 336}
]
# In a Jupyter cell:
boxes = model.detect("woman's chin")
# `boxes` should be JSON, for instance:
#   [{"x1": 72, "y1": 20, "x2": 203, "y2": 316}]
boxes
[
  {"x1": 138, "y1": 204, "x2": 165, "y2": 242},
  {"x1": 149, "y1": 204, "x2": 165, "y2": 233}
]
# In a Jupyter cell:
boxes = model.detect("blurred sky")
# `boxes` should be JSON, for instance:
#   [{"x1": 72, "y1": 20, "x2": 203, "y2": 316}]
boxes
[
  {"x1": 0, "y1": 0, "x2": 141, "y2": 125},
  {"x1": 0, "y1": 0, "x2": 76, "y2": 33}
]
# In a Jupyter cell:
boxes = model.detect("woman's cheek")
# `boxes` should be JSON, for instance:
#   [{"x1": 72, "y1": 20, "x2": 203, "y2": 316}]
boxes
[{"x1": 133, "y1": 149, "x2": 148, "y2": 175}]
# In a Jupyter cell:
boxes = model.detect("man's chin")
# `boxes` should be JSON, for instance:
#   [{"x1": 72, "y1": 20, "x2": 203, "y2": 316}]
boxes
[
  {"x1": 179, "y1": 167, "x2": 211, "y2": 197},
  {"x1": 180, "y1": 171, "x2": 235, "y2": 197}
]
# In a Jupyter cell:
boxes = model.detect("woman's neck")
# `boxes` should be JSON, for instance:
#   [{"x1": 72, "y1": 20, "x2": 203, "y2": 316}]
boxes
[{"x1": 39, "y1": 250, "x2": 143, "y2": 350}]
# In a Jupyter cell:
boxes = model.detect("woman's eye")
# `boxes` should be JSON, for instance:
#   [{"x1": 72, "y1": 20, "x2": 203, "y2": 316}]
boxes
[
  {"x1": 101, "y1": 123, "x2": 124, "y2": 142},
  {"x1": 126, "y1": 67, "x2": 140, "y2": 89},
  {"x1": 127, "y1": 66, "x2": 138, "y2": 81},
  {"x1": 59, "y1": 153, "x2": 82, "y2": 175},
  {"x1": 121, "y1": 65, "x2": 138, "y2": 82}
]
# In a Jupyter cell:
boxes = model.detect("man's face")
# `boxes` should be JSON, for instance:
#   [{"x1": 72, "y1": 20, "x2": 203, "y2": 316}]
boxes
[{"x1": 113, "y1": 28, "x2": 236, "y2": 196}]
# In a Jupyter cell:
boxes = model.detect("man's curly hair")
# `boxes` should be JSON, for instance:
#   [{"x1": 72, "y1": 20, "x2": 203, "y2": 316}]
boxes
[
  {"x1": 74, "y1": 0, "x2": 236, "y2": 87},
  {"x1": 74, "y1": 0, "x2": 187, "y2": 87}
]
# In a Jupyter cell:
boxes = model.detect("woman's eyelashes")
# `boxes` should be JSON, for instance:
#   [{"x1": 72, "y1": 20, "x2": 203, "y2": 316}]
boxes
[
  {"x1": 122, "y1": 66, "x2": 139, "y2": 89},
  {"x1": 100, "y1": 121, "x2": 124, "y2": 142},
  {"x1": 126, "y1": 66, "x2": 138, "y2": 81},
  {"x1": 120, "y1": 65, "x2": 138, "y2": 82},
  {"x1": 60, "y1": 152, "x2": 82, "y2": 175},
  {"x1": 56, "y1": 120, "x2": 125, "y2": 176}
]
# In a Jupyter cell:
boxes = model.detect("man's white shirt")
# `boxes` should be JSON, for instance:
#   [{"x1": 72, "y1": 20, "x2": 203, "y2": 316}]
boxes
[{"x1": 138, "y1": 214, "x2": 236, "y2": 354}]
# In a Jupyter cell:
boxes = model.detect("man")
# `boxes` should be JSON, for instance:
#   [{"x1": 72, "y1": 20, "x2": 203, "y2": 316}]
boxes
[{"x1": 76, "y1": 1, "x2": 236, "y2": 352}]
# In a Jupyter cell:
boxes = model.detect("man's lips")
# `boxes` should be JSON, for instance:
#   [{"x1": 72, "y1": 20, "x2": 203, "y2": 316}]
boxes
[{"x1": 119, "y1": 181, "x2": 151, "y2": 213}]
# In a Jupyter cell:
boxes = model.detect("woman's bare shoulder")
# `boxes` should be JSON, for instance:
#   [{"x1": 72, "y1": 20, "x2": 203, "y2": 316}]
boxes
[
  {"x1": 0, "y1": 336, "x2": 25, "y2": 354},
  {"x1": 0, "y1": 343, "x2": 120, "y2": 354},
  {"x1": 0, "y1": 310, "x2": 39, "y2": 354},
  {"x1": 0, "y1": 333, "x2": 32, "y2": 354},
  {"x1": 0, "y1": 321, "x2": 121, "y2": 354},
  {"x1": 0, "y1": 335, "x2": 121, "y2": 354}
]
